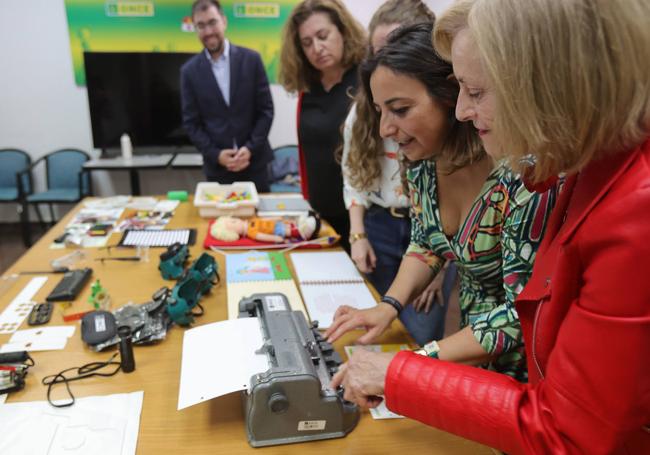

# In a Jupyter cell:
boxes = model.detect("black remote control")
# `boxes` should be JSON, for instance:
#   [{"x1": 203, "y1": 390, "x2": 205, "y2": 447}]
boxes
[{"x1": 28, "y1": 302, "x2": 53, "y2": 326}]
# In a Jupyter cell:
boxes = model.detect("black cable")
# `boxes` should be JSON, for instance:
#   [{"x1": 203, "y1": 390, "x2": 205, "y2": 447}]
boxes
[
  {"x1": 24, "y1": 353, "x2": 35, "y2": 367},
  {"x1": 96, "y1": 257, "x2": 141, "y2": 263},
  {"x1": 192, "y1": 302, "x2": 205, "y2": 317},
  {"x1": 41, "y1": 352, "x2": 121, "y2": 407}
]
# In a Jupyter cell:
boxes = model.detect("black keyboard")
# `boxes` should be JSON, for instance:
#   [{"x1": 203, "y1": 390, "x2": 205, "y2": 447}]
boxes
[{"x1": 46, "y1": 268, "x2": 92, "y2": 302}]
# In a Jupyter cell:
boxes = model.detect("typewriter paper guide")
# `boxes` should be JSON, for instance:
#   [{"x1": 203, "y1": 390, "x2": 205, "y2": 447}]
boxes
[{"x1": 177, "y1": 318, "x2": 268, "y2": 410}]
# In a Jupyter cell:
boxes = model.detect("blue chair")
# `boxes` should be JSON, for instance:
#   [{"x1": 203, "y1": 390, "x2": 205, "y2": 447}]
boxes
[
  {"x1": 268, "y1": 145, "x2": 301, "y2": 193},
  {"x1": 19, "y1": 148, "x2": 92, "y2": 244},
  {"x1": 0, "y1": 148, "x2": 32, "y2": 246}
]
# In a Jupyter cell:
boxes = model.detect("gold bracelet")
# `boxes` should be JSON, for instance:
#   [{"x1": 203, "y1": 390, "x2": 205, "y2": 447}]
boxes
[{"x1": 348, "y1": 232, "x2": 367, "y2": 245}]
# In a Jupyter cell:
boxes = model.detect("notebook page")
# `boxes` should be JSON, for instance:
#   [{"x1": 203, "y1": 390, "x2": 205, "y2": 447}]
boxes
[
  {"x1": 298, "y1": 282, "x2": 376, "y2": 328},
  {"x1": 290, "y1": 251, "x2": 363, "y2": 284}
]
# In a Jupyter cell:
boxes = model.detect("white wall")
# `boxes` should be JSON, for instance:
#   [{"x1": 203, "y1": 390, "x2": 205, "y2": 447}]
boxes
[{"x1": 0, "y1": 0, "x2": 454, "y2": 222}]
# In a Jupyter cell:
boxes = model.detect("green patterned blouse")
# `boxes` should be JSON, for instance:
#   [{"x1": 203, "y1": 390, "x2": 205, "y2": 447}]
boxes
[{"x1": 406, "y1": 160, "x2": 556, "y2": 381}]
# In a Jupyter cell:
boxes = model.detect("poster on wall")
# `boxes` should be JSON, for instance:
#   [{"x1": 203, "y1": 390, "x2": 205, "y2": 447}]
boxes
[{"x1": 64, "y1": 0, "x2": 299, "y2": 86}]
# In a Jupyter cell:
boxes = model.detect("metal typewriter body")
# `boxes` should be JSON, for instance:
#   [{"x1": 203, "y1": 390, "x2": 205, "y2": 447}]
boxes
[{"x1": 238, "y1": 293, "x2": 359, "y2": 447}]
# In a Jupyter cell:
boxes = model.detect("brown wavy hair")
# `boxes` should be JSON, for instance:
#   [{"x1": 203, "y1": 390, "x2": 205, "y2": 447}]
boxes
[
  {"x1": 278, "y1": 0, "x2": 366, "y2": 93},
  {"x1": 360, "y1": 22, "x2": 484, "y2": 175},
  {"x1": 346, "y1": 0, "x2": 436, "y2": 191}
]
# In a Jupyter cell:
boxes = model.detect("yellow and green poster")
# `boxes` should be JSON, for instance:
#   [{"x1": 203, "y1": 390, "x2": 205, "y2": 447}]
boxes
[{"x1": 64, "y1": 0, "x2": 299, "y2": 85}]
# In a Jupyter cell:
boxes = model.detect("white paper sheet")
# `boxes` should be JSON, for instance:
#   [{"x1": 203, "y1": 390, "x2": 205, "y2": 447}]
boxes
[
  {"x1": 298, "y1": 283, "x2": 376, "y2": 328},
  {"x1": 1, "y1": 338, "x2": 69, "y2": 353},
  {"x1": 10, "y1": 326, "x2": 76, "y2": 342},
  {"x1": 1, "y1": 326, "x2": 77, "y2": 353},
  {"x1": 0, "y1": 391, "x2": 143, "y2": 455},
  {"x1": 290, "y1": 251, "x2": 363, "y2": 283},
  {"x1": 177, "y1": 318, "x2": 268, "y2": 410}
]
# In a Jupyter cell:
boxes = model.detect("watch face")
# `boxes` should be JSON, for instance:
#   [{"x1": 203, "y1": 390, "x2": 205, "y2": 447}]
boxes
[{"x1": 422, "y1": 340, "x2": 440, "y2": 357}]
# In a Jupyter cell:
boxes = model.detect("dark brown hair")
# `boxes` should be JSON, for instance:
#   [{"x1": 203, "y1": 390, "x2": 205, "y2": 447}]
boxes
[
  {"x1": 191, "y1": 0, "x2": 223, "y2": 18},
  {"x1": 360, "y1": 22, "x2": 483, "y2": 171},
  {"x1": 346, "y1": 0, "x2": 435, "y2": 191}
]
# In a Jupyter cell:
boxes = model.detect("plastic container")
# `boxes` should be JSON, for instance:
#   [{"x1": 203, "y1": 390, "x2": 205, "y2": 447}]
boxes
[{"x1": 193, "y1": 181, "x2": 259, "y2": 218}]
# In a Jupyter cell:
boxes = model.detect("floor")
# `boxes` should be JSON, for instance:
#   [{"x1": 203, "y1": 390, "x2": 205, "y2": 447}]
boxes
[{"x1": 0, "y1": 223, "x2": 46, "y2": 274}]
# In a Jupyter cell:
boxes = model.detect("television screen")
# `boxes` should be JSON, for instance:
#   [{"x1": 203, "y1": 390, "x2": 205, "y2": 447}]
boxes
[{"x1": 84, "y1": 52, "x2": 194, "y2": 150}]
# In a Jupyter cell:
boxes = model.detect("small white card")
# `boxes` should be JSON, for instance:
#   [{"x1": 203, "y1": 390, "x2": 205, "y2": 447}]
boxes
[
  {"x1": 9, "y1": 326, "x2": 75, "y2": 342},
  {"x1": 1, "y1": 326, "x2": 76, "y2": 353},
  {"x1": 1, "y1": 338, "x2": 69, "y2": 353}
]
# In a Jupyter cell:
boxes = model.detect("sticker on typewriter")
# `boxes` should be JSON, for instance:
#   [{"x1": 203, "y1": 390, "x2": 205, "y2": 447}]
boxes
[
  {"x1": 298, "y1": 420, "x2": 326, "y2": 431},
  {"x1": 265, "y1": 295, "x2": 288, "y2": 311}
]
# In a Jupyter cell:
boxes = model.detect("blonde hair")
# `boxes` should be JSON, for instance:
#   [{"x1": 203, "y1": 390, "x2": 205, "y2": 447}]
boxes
[
  {"x1": 210, "y1": 216, "x2": 241, "y2": 242},
  {"x1": 346, "y1": 0, "x2": 435, "y2": 191},
  {"x1": 436, "y1": 0, "x2": 650, "y2": 182},
  {"x1": 432, "y1": 0, "x2": 474, "y2": 61},
  {"x1": 278, "y1": 0, "x2": 366, "y2": 93}
]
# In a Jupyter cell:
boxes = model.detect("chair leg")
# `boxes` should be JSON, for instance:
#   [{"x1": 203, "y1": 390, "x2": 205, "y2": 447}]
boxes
[
  {"x1": 33, "y1": 203, "x2": 46, "y2": 231},
  {"x1": 17, "y1": 202, "x2": 31, "y2": 247},
  {"x1": 48, "y1": 203, "x2": 56, "y2": 227}
]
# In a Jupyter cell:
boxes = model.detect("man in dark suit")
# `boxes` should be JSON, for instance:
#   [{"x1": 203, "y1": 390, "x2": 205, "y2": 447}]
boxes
[{"x1": 181, "y1": 0, "x2": 274, "y2": 191}]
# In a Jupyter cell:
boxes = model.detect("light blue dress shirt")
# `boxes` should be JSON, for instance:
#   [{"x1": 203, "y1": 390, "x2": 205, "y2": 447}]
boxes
[{"x1": 205, "y1": 39, "x2": 231, "y2": 106}]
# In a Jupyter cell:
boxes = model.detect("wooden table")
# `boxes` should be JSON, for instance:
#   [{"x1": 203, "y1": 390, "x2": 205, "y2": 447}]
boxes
[{"x1": 0, "y1": 198, "x2": 494, "y2": 455}]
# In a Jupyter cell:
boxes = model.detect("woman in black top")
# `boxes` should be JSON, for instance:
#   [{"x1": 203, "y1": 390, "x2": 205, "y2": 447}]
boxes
[{"x1": 279, "y1": 0, "x2": 366, "y2": 251}]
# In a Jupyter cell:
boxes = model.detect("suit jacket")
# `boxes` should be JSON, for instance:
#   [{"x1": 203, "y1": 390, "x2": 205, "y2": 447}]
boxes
[
  {"x1": 385, "y1": 139, "x2": 650, "y2": 454},
  {"x1": 180, "y1": 44, "x2": 273, "y2": 182}
]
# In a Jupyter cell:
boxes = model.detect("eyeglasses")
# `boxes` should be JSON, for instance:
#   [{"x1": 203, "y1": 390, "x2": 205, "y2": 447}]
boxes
[{"x1": 195, "y1": 18, "x2": 220, "y2": 32}]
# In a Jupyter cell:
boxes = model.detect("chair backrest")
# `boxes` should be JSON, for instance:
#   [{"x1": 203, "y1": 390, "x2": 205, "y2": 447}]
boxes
[
  {"x1": 272, "y1": 145, "x2": 299, "y2": 170},
  {"x1": 45, "y1": 149, "x2": 91, "y2": 192},
  {"x1": 268, "y1": 145, "x2": 301, "y2": 193},
  {"x1": 0, "y1": 148, "x2": 31, "y2": 195}
]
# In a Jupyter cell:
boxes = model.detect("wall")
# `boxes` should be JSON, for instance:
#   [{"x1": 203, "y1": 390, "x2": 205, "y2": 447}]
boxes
[{"x1": 0, "y1": 0, "x2": 453, "y2": 222}]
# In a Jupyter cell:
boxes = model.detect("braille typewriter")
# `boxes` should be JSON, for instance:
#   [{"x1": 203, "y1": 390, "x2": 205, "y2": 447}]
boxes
[{"x1": 238, "y1": 293, "x2": 359, "y2": 447}]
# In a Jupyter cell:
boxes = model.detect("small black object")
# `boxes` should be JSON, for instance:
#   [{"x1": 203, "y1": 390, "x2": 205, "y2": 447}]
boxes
[
  {"x1": 19, "y1": 269, "x2": 69, "y2": 275},
  {"x1": 46, "y1": 268, "x2": 93, "y2": 302},
  {"x1": 28, "y1": 302, "x2": 53, "y2": 326},
  {"x1": 54, "y1": 232, "x2": 70, "y2": 244},
  {"x1": 0, "y1": 351, "x2": 34, "y2": 395},
  {"x1": 81, "y1": 310, "x2": 117, "y2": 345},
  {"x1": 380, "y1": 295, "x2": 403, "y2": 315},
  {"x1": 117, "y1": 326, "x2": 136, "y2": 373},
  {"x1": 95, "y1": 256, "x2": 141, "y2": 263},
  {"x1": 0, "y1": 351, "x2": 32, "y2": 364}
]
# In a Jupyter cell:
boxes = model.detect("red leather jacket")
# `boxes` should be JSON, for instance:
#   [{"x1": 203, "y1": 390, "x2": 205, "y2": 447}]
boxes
[{"x1": 385, "y1": 139, "x2": 650, "y2": 454}]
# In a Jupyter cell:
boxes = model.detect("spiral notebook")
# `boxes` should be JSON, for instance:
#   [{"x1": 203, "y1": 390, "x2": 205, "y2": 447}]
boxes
[
  {"x1": 225, "y1": 251, "x2": 306, "y2": 319},
  {"x1": 289, "y1": 251, "x2": 377, "y2": 328}
]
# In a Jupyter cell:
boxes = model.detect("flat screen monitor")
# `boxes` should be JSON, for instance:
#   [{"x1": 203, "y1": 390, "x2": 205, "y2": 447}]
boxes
[{"x1": 84, "y1": 51, "x2": 194, "y2": 150}]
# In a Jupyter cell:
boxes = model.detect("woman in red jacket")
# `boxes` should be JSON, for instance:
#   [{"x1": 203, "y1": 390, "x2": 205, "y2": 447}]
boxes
[{"x1": 331, "y1": 0, "x2": 650, "y2": 453}]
